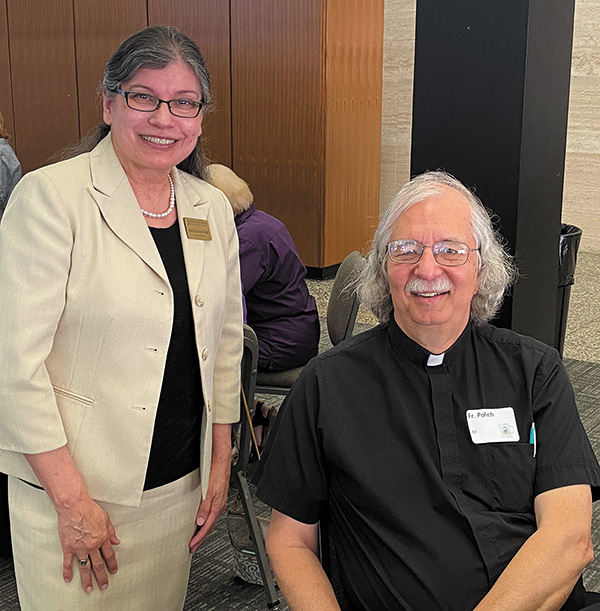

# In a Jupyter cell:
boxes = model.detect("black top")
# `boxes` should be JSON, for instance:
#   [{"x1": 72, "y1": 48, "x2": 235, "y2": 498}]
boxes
[
  {"x1": 254, "y1": 317, "x2": 600, "y2": 611},
  {"x1": 144, "y1": 222, "x2": 203, "y2": 490}
]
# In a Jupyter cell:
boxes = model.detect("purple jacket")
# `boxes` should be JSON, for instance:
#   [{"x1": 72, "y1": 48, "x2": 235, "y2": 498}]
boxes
[{"x1": 236, "y1": 204, "x2": 319, "y2": 371}]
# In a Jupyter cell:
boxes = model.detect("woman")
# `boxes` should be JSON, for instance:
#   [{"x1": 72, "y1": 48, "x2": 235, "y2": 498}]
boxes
[
  {"x1": 0, "y1": 110, "x2": 22, "y2": 220},
  {"x1": 0, "y1": 26, "x2": 243, "y2": 610},
  {"x1": 208, "y1": 163, "x2": 319, "y2": 372}
]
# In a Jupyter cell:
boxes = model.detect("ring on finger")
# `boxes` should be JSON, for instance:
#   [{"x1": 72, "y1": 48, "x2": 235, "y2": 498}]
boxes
[{"x1": 79, "y1": 557, "x2": 89, "y2": 567}]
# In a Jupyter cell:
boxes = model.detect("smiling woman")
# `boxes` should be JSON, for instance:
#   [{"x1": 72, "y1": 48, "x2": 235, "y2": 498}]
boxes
[
  {"x1": 0, "y1": 25, "x2": 243, "y2": 611},
  {"x1": 102, "y1": 60, "x2": 204, "y2": 221}
]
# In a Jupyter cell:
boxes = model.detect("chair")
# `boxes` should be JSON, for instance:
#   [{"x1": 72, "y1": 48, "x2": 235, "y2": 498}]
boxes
[
  {"x1": 229, "y1": 325, "x2": 280, "y2": 608},
  {"x1": 255, "y1": 251, "x2": 366, "y2": 395}
]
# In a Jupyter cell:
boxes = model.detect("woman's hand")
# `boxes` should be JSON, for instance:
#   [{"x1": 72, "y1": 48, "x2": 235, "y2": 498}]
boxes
[
  {"x1": 24, "y1": 446, "x2": 120, "y2": 592},
  {"x1": 57, "y1": 495, "x2": 120, "y2": 593},
  {"x1": 189, "y1": 423, "x2": 232, "y2": 553}
]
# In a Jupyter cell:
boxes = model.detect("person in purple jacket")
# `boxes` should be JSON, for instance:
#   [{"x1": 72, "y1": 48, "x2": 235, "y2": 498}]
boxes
[{"x1": 208, "y1": 164, "x2": 320, "y2": 373}]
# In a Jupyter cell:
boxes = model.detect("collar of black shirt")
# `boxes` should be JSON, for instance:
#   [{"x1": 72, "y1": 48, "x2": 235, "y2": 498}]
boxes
[{"x1": 387, "y1": 315, "x2": 472, "y2": 367}]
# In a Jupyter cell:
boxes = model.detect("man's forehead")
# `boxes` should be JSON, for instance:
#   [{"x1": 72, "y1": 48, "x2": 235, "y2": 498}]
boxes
[
  {"x1": 411, "y1": 185, "x2": 469, "y2": 211},
  {"x1": 395, "y1": 188, "x2": 473, "y2": 231}
]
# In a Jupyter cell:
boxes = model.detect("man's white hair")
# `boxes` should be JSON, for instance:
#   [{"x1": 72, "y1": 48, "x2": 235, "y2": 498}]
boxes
[{"x1": 357, "y1": 171, "x2": 518, "y2": 325}]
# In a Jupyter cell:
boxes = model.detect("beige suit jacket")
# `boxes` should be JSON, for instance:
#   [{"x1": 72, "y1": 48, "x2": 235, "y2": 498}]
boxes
[{"x1": 0, "y1": 135, "x2": 243, "y2": 506}]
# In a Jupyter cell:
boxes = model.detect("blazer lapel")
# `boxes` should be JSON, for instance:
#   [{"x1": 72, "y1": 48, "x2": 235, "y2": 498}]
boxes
[
  {"x1": 88, "y1": 135, "x2": 168, "y2": 283},
  {"x1": 174, "y1": 170, "x2": 210, "y2": 298}
]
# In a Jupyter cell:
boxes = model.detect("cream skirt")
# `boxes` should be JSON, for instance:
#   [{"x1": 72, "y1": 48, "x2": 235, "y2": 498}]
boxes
[{"x1": 9, "y1": 471, "x2": 202, "y2": 611}]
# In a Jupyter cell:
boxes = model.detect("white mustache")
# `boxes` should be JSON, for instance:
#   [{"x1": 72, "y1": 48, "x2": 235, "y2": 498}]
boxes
[{"x1": 405, "y1": 278, "x2": 453, "y2": 295}]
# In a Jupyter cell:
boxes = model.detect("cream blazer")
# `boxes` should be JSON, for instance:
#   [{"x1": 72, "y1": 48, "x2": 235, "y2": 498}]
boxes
[{"x1": 0, "y1": 135, "x2": 243, "y2": 507}]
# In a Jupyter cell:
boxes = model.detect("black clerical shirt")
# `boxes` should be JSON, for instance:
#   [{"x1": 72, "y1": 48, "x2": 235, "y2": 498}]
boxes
[{"x1": 255, "y1": 317, "x2": 600, "y2": 611}]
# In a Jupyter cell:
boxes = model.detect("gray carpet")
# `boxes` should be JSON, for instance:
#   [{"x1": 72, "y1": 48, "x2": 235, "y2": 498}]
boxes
[
  {"x1": 182, "y1": 476, "x2": 288, "y2": 611},
  {"x1": 565, "y1": 358, "x2": 600, "y2": 593}
]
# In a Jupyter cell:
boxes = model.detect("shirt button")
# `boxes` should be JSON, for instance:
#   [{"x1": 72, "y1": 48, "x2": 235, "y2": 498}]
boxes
[
  {"x1": 207, "y1": 400, "x2": 212, "y2": 412},
  {"x1": 201, "y1": 348, "x2": 209, "y2": 361},
  {"x1": 195, "y1": 295, "x2": 204, "y2": 307}
]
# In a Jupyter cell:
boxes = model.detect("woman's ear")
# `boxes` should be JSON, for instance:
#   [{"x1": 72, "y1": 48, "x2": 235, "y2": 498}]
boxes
[{"x1": 102, "y1": 96, "x2": 113, "y2": 126}]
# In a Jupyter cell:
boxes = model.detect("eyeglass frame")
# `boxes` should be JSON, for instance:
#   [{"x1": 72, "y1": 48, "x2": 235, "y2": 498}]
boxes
[
  {"x1": 386, "y1": 239, "x2": 480, "y2": 267},
  {"x1": 113, "y1": 87, "x2": 203, "y2": 118}
]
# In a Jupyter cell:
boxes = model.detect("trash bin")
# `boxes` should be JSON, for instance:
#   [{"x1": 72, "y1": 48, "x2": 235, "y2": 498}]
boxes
[{"x1": 555, "y1": 223, "x2": 582, "y2": 357}]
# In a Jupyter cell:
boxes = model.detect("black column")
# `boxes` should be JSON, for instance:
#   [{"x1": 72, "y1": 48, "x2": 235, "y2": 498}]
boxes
[{"x1": 410, "y1": 0, "x2": 576, "y2": 347}]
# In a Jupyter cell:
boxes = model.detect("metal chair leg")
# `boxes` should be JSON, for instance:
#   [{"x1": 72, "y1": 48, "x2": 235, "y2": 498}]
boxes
[{"x1": 233, "y1": 470, "x2": 280, "y2": 609}]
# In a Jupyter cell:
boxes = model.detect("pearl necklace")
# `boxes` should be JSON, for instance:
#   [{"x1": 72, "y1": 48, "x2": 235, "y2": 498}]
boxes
[{"x1": 140, "y1": 174, "x2": 176, "y2": 218}]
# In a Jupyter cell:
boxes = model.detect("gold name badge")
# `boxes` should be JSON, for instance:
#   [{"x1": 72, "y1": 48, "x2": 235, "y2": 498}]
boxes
[{"x1": 184, "y1": 218, "x2": 212, "y2": 241}]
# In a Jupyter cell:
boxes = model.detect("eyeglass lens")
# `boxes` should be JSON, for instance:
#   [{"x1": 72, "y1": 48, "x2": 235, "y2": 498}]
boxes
[{"x1": 388, "y1": 240, "x2": 471, "y2": 266}]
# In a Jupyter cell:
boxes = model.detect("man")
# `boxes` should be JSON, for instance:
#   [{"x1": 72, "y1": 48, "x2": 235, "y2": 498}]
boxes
[{"x1": 254, "y1": 171, "x2": 600, "y2": 611}]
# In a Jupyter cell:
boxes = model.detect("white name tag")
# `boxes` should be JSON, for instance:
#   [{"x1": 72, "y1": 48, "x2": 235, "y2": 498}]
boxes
[{"x1": 466, "y1": 407, "x2": 520, "y2": 444}]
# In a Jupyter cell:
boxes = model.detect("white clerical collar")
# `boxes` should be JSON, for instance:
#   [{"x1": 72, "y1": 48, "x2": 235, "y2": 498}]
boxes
[{"x1": 427, "y1": 353, "x2": 445, "y2": 367}]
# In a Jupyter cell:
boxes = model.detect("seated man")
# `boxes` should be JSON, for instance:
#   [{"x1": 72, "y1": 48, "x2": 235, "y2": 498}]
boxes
[
  {"x1": 254, "y1": 171, "x2": 600, "y2": 611},
  {"x1": 208, "y1": 164, "x2": 319, "y2": 372}
]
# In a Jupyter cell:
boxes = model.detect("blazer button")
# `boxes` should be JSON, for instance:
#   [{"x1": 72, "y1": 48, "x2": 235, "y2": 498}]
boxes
[
  {"x1": 195, "y1": 295, "x2": 205, "y2": 307},
  {"x1": 201, "y1": 348, "x2": 209, "y2": 361}
]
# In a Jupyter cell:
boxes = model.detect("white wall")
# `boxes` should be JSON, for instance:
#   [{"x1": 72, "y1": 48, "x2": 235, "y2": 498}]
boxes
[
  {"x1": 563, "y1": 0, "x2": 600, "y2": 254},
  {"x1": 379, "y1": 0, "x2": 416, "y2": 211}
]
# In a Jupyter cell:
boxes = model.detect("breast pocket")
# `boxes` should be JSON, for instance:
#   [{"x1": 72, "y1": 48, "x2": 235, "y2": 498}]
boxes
[
  {"x1": 53, "y1": 386, "x2": 94, "y2": 450},
  {"x1": 485, "y1": 443, "x2": 536, "y2": 513}
]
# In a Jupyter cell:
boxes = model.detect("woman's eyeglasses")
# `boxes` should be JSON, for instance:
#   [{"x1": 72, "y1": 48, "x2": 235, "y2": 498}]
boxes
[{"x1": 114, "y1": 88, "x2": 203, "y2": 118}]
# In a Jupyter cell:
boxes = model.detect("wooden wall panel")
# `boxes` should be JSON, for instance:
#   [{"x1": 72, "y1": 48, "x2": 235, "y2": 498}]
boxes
[
  {"x1": 149, "y1": 0, "x2": 232, "y2": 166},
  {"x1": 7, "y1": 0, "x2": 79, "y2": 172},
  {"x1": 74, "y1": 0, "x2": 147, "y2": 139},
  {"x1": 0, "y1": 0, "x2": 15, "y2": 150},
  {"x1": 2, "y1": 0, "x2": 383, "y2": 268},
  {"x1": 230, "y1": 0, "x2": 323, "y2": 266},
  {"x1": 323, "y1": 0, "x2": 383, "y2": 265}
]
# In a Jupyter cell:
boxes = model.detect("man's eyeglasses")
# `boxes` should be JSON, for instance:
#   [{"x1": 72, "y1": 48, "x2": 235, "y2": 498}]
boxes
[
  {"x1": 114, "y1": 88, "x2": 203, "y2": 118},
  {"x1": 387, "y1": 239, "x2": 479, "y2": 266}
]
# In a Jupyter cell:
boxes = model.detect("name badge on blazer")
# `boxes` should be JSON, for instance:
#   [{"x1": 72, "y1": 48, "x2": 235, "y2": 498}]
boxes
[{"x1": 184, "y1": 218, "x2": 212, "y2": 241}]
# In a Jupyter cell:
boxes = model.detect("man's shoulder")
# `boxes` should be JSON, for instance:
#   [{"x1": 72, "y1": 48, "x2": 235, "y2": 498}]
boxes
[
  {"x1": 308, "y1": 323, "x2": 388, "y2": 370},
  {"x1": 473, "y1": 323, "x2": 558, "y2": 360}
]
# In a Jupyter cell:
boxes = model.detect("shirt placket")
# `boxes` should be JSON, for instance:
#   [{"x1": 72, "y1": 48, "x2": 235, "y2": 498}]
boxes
[
  {"x1": 427, "y1": 363, "x2": 499, "y2": 584},
  {"x1": 427, "y1": 365, "x2": 463, "y2": 488}
]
